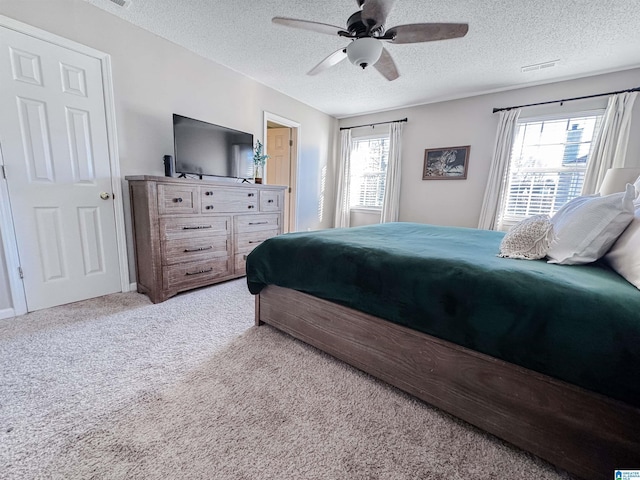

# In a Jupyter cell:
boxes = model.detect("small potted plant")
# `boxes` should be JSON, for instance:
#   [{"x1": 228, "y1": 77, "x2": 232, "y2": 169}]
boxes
[{"x1": 253, "y1": 140, "x2": 269, "y2": 184}]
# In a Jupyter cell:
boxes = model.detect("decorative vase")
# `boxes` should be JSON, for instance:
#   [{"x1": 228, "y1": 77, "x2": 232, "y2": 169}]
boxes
[{"x1": 254, "y1": 164, "x2": 263, "y2": 184}]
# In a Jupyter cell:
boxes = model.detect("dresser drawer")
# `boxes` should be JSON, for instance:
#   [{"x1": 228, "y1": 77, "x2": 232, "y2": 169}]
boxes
[
  {"x1": 235, "y1": 229, "x2": 279, "y2": 254},
  {"x1": 201, "y1": 188, "x2": 258, "y2": 213},
  {"x1": 160, "y1": 216, "x2": 230, "y2": 241},
  {"x1": 162, "y1": 258, "x2": 232, "y2": 291},
  {"x1": 235, "y1": 214, "x2": 280, "y2": 233},
  {"x1": 162, "y1": 235, "x2": 229, "y2": 266},
  {"x1": 158, "y1": 184, "x2": 199, "y2": 215},
  {"x1": 234, "y1": 253, "x2": 248, "y2": 275},
  {"x1": 259, "y1": 190, "x2": 283, "y2": 212}
]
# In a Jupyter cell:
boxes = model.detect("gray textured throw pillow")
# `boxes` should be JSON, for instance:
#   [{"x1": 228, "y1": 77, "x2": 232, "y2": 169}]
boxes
[{"x1": 498, "y1": 214, "x2": 554, "y2": 260}]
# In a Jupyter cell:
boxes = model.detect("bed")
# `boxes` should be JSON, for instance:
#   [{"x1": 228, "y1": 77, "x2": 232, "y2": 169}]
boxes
[{"x1": 246, "y1": 222, "x2": 640, "y2": 479}]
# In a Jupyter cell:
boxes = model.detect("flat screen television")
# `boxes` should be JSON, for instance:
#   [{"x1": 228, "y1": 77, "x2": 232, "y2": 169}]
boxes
[{"x1": 173, "y1": 114, "x2": 254, "y2": 180}]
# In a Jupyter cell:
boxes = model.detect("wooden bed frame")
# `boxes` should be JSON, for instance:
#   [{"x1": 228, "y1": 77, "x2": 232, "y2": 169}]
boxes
[{"x1": 255, "y1": 285, "x2": 640, "y2": 480}]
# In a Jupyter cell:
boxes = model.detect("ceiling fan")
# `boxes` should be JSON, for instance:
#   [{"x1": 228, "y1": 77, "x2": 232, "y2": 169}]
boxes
[{"x1": 272, "y1": 0, "x2": 468, "y2": 81}]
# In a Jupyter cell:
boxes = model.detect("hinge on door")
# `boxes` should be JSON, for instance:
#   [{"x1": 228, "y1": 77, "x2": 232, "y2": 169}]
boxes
[
  {"x1": 18, "y1": 267, "x2": 23, "y2": 279},
  {"x1": 1, "y1": 165, "x2": 5, "y2": 179},
  {"x1": 289, "y1": 139, "x2": 293, "y2": 146},
  {"x1": 288, "y1": 187, "x2": 292, "y2": 193}
]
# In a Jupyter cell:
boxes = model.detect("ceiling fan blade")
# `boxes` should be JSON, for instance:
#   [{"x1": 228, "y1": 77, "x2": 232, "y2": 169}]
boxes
[
  {"x1": 374, "y1": 47, "x2": 399, "y2": 81},
  {"x1": 272, "y1": 17, "x2": 345, "y2": 36},
  {"x1": 386, "y1": 23, "x2": 469, "y2": 44},
  {"x1": 307, "y1": 47, "x2": 348, "y2": 76},
  {"x1": 361, "y1": 0, "x2": 397, "y2": 30}
]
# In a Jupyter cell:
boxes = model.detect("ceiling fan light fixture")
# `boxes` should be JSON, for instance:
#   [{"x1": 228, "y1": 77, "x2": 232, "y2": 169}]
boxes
[{"x1": 346, "y1": 37, "x2": 383, "y2": 69}]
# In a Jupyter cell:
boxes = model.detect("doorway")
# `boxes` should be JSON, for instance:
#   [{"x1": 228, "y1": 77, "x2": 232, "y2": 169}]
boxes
[
  {"x1": 263, "y1": 112, "x2": 300, "y2": 233},
  {"x1": 0, "y1": 16, "x2": 129, "y2": 315}
]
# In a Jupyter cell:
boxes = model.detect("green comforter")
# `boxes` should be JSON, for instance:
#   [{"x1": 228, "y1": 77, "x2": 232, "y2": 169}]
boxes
[{"x1": 246, "y1": 222, "x2": 640, "y2": 407}]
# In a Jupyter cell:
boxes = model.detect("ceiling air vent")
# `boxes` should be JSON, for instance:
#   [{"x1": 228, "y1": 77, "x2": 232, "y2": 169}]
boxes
[
  {"x1": 108, "y1": 0, "x2": 130, "y2": 7},
  {"x1": 521, "y1": 60, "x2": 559, "y2": 73}
]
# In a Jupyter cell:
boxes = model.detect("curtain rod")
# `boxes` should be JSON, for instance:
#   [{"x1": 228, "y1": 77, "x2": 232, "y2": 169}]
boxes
[
  {"x1": 492, "y1": 86, "x2": 640, "y2": 113},
  {"x1": 339, "y1": 117, "x2": 408, "y2": 131}
]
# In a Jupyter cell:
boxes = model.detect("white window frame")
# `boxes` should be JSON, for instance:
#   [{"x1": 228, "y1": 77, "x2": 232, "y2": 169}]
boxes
[
  {"x1": 498, "y1": 109, "x2": 604, "y2": 230},
  {"x1": 349, "y1": 133, "x2": 390, "y2": 211}
]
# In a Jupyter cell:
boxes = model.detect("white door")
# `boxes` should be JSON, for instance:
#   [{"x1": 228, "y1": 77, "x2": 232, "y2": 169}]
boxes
[
  {"x1": 266, "y1": 127, "x2": 292, "y2": 232},
  {"x1": 0, "y1": 26, "x2": 121, "y2": 311}
]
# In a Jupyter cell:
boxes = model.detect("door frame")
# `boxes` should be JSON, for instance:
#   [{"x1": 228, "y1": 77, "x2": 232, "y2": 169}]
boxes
[
  {"x1": 263, "y1": 111, "x2": 300, "y2": 232},
  {"x1": 0, "y1": 15, "x2": 130, "y2": 317}
]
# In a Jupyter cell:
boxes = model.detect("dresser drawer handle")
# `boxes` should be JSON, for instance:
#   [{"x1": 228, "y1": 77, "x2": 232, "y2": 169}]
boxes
[
  {"x1": 204, "y1": 191, "x2": 213, "y2": 196},
  {"x1": 205, "y1": 205, "x2": 215, "y2": 210},
  {"x1": 248, "y1": 205, "x2": 255, "y2": 209},
  {"x1": 173, "y1": 197, "x2": 183, "y2": 203},
  {"x1": 184, "y1": 246, "x2": 213, "y2": 252},
  {"x1": 268, "y1": 199, "x2": 274, "y2": 203},
  {"x1": 182, "y1": 225, "x2": 212, "y2": 230},
  {"x1": 248, "y1": 240, "x2": 262, "y2": 244},
  {"x1": 249, "y1": 221, "x2": 268, "y2": 225},
  {"x1": 185, "y1": 268, "x2": 213, "y2": 276},
  {"x1": 248, "y1": 193, "x2": 255, "y2": 197}
]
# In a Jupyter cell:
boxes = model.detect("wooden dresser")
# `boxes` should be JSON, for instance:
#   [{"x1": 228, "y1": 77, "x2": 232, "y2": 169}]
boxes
[{"x1": 126, "y1": 175, "x2": 286, "y2": 303}]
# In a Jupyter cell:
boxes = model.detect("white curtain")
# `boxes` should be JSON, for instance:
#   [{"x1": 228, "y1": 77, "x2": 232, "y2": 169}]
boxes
[
  {"x1": 380, "y1": 121, "x2": 404, "y2": 223},
  {"x1": 582, "y1": 92, "x2": 638, "y2": 194},
  {"x1": 334, "y1": 129, "x2": 352, "y2": 228},
  {"x1": 478, "y1": 108, "x2": 521, "y2": 230}
]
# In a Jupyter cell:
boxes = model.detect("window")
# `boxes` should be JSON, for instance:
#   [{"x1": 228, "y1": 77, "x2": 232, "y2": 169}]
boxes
[
  {"x1": 349, "y1": 136, "x2": 390, "y2": 208},
  {"x1": 499, "y1": 112, "x2": 602, "y2": 229}
]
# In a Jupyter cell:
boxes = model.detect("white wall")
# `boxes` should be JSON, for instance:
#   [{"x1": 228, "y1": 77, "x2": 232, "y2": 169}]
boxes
[
  {"x1": 350, "y1": 209, "x2": 380, "y2": 227},
  {"x1": 340, "y1": 68, "x2": 640, "y2": 228},
  {"x1": 0, "y1": 0, "x2": 337, "y2": 311}
]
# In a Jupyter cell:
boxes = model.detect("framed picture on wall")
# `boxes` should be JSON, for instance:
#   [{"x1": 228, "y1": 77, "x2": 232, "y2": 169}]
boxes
[{"x1": 422, "y1": 146, "x2": 470, "y2": 180}]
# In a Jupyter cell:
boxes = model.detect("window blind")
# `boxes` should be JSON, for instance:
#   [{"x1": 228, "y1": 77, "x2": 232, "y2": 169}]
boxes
[
  {"x1": 350, "y1": 136, "x2": 390, "y2": 209},
  {"x1": 499, "y1": 113, "x2": 602, "y2": 230}
]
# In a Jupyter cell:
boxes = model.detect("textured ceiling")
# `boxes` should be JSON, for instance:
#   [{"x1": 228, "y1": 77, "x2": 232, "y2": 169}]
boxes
[{"x1": 84, "y1": 0, "x2": 640, "y2": 118}]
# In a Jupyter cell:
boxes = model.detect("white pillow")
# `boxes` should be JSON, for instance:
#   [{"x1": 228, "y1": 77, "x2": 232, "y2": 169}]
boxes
[
  {"x1": 547, "y1": 183, "x2": 636, "y2": 265},
  {"x1": 605, "y1": 207, "x2": 640, "y2": 289},
  {"x1": 498, "y1": 215, "x2": 554, "y2": 260}
]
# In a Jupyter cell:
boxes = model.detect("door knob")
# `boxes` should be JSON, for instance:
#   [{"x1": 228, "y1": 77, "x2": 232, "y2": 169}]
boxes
[{"x1": 100, "y1": 192, "x2": 111, "y2": 200}]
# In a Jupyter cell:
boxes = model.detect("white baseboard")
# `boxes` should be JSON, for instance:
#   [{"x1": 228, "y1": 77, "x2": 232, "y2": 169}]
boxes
[
  {"x1": 0, "y1": 307, "x2": 16, "y2": 320},
  {"x1": 0, "y1": 285, "x2": 139, "y2": 319}
]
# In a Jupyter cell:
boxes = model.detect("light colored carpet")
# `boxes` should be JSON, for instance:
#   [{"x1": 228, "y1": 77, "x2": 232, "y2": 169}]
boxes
[{"x1": 0, "y1": 279, "x2": 573, "y2": 479}]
